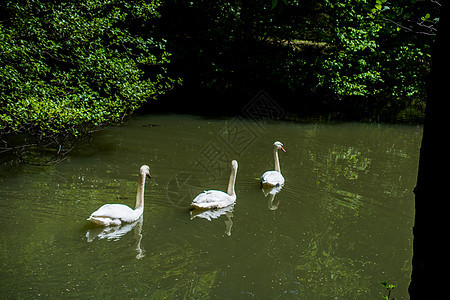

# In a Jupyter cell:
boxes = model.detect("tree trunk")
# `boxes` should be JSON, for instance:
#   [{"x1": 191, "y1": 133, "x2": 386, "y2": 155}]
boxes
[{"x1": 409, "y1": 2, "x2": 449, "y2": 299}]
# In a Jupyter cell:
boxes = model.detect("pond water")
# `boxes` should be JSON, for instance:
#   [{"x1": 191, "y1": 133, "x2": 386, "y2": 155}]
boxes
[{"x1": 0, "y1": 113, "x2": 422, "y2": 299}]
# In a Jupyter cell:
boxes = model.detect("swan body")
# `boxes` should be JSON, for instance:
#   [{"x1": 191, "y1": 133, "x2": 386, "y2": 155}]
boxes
[
  {"x1": 191, "y1": 190, "x2": 235, "y2": 210},
  {"x1": 87, "y1": 204, "x2": 140, "y2": 226},
  {"x1": 261, "y1": 141, "x2": 286, "y2": 187},
  {"x1": 260, "y1": 171, "x2": 285, "y2": 187},
  {"x1": 88, "y1": 165, "x2": 151, "y2": 226},
  {"x1": 191, "y1": 160, "x2": 238, "y2": 210}
]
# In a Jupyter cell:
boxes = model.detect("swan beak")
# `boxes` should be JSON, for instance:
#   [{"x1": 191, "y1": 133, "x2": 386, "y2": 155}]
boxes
[
  {"x1": 281, "y1": 147, "x2": 286, "y2": 153},
  {"x1": 147, "y1": 172, "x2": 152, "y2": 179}
]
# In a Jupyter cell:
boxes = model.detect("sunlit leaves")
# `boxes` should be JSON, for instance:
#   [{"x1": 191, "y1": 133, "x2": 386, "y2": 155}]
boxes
[{"x1": 0, "y1": 0, "x2": 180, "y2": 141}]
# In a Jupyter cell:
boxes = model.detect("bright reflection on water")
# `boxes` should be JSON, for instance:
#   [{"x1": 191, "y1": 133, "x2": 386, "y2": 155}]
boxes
[{"x1": 0, "y1": 114, "x2": 422, "y2": 298}]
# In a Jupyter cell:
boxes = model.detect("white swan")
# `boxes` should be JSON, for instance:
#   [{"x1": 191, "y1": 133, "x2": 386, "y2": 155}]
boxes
[
  {"x1": 191, "y1": 160, "x2": 238, "y2": 210},
  {"x1": 261, "y1": 141, "x2": 286, "y2": 187},
  {"x1": 87, "y1": 165, "x2": 151, "y2": 226}
]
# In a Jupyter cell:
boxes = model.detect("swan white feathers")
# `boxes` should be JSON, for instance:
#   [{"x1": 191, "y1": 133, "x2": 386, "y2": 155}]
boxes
[
  {"x1": 191, "y1": 190, "x2": 234, "y2": 210},
  {"x1": 260, "y1": 141, "x2": 286, "y2": 187},
  {"x1": 191, "y1": 160, "x2": 238, "y2": 210},
  {"x1": 87, "y1": 165, "x2": 151, "y2": 226}
]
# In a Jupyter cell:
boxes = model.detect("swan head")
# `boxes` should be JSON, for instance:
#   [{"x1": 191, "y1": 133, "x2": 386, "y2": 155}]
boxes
[
  {"x1": 231, "y1": 160, "x2": 238, "y2": 170},
  {"x1": 140, "y1": 165, "x2": 151, "y2": 178},
  {"x1": 273, "y1": 141, "x2": 286, "y2": 153}
]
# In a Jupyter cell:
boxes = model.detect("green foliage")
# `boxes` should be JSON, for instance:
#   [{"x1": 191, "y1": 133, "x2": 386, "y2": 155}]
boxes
[
  {"x1": 381, "y1": 281, "x2": 397, "y2": 300},
  {"x1": 162, "y1": 0, "x2": 437, "y2": 121},
  {"x1": 316, "y1": 0, "x2": 384, "y2": 98},
  {"x1": 0, "y1": 0, "x2": 438, "y2": 160},
  {"x1": 0, "y1": 0, "x2": 179, "y2": 142},
  {"x1": 316, "y1": 0, "x2": 433, "y2": 107}
]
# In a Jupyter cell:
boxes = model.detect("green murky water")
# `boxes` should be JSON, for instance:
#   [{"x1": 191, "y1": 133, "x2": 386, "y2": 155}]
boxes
[{"x1": 0, "y1": 114, "x2": 422, "y2": 298}]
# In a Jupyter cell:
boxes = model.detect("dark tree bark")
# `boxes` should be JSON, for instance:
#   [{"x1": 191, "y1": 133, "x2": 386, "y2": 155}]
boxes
[{"x1": 409, "y1": 1, "x2": 449, "y2": 299}]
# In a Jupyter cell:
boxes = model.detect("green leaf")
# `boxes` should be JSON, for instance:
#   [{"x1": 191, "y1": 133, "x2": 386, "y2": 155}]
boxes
[{"x1": 271, "y1": 0, "x2": 278, "y2": 10}]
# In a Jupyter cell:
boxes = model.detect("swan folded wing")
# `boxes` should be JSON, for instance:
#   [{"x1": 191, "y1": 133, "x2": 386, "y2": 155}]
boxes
[
  {"x1": 88, "y1": 204, "x2": 139, "y2": 224},
  {"x1": 191, "y1": 190, "x2": 235, "y2": 209},
  {"x1": 88, "y1": 216, "x2": 122, "y2": 227},
  {"x1": 261, "y1": 171, "x2": 285, "y2": 186}
]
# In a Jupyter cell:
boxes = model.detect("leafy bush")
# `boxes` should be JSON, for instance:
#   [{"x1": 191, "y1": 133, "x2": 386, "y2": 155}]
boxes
[
  {"x1": 161, "y1": 0, "x2": 436, "y2": 121},
  {"x1": 0, "y1": 0, "x2": 180, "y2": 162},
  {"x1": 314, "y1": 0, "x2": 432, "y2": 120}
]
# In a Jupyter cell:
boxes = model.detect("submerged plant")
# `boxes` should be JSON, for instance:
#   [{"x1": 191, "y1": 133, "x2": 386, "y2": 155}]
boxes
[{"x1": 381, "y1": 281, "x2": 397, "y2": 300}]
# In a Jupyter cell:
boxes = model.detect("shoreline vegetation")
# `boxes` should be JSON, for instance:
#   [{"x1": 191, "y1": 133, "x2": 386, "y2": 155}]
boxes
[{"x1": 0, "y1": 0, "x2": 440, "y2": 164}]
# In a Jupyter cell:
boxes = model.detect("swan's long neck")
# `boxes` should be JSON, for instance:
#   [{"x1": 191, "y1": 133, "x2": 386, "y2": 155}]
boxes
[
  {"x1": 227, "y1": 165, "x2": 237, "y2": 197},
  {"x1": 274, "y1": 147, "x2": 281, "y2": 173},
  {"x1": 135, "y1": 172, "x2": 146, "y2": 210}
]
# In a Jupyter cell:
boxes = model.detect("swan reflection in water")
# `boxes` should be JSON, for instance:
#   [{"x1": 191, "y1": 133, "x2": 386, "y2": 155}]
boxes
[
  {"x1": 190, "y1": 205, "x2": 235, "y2": 236},
  {"x1": 86, "y1": 215, "x2": 145, "y2": 259},
  {"x1": 261, "y1": 185, "x2": 282, "y2": 211}
]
